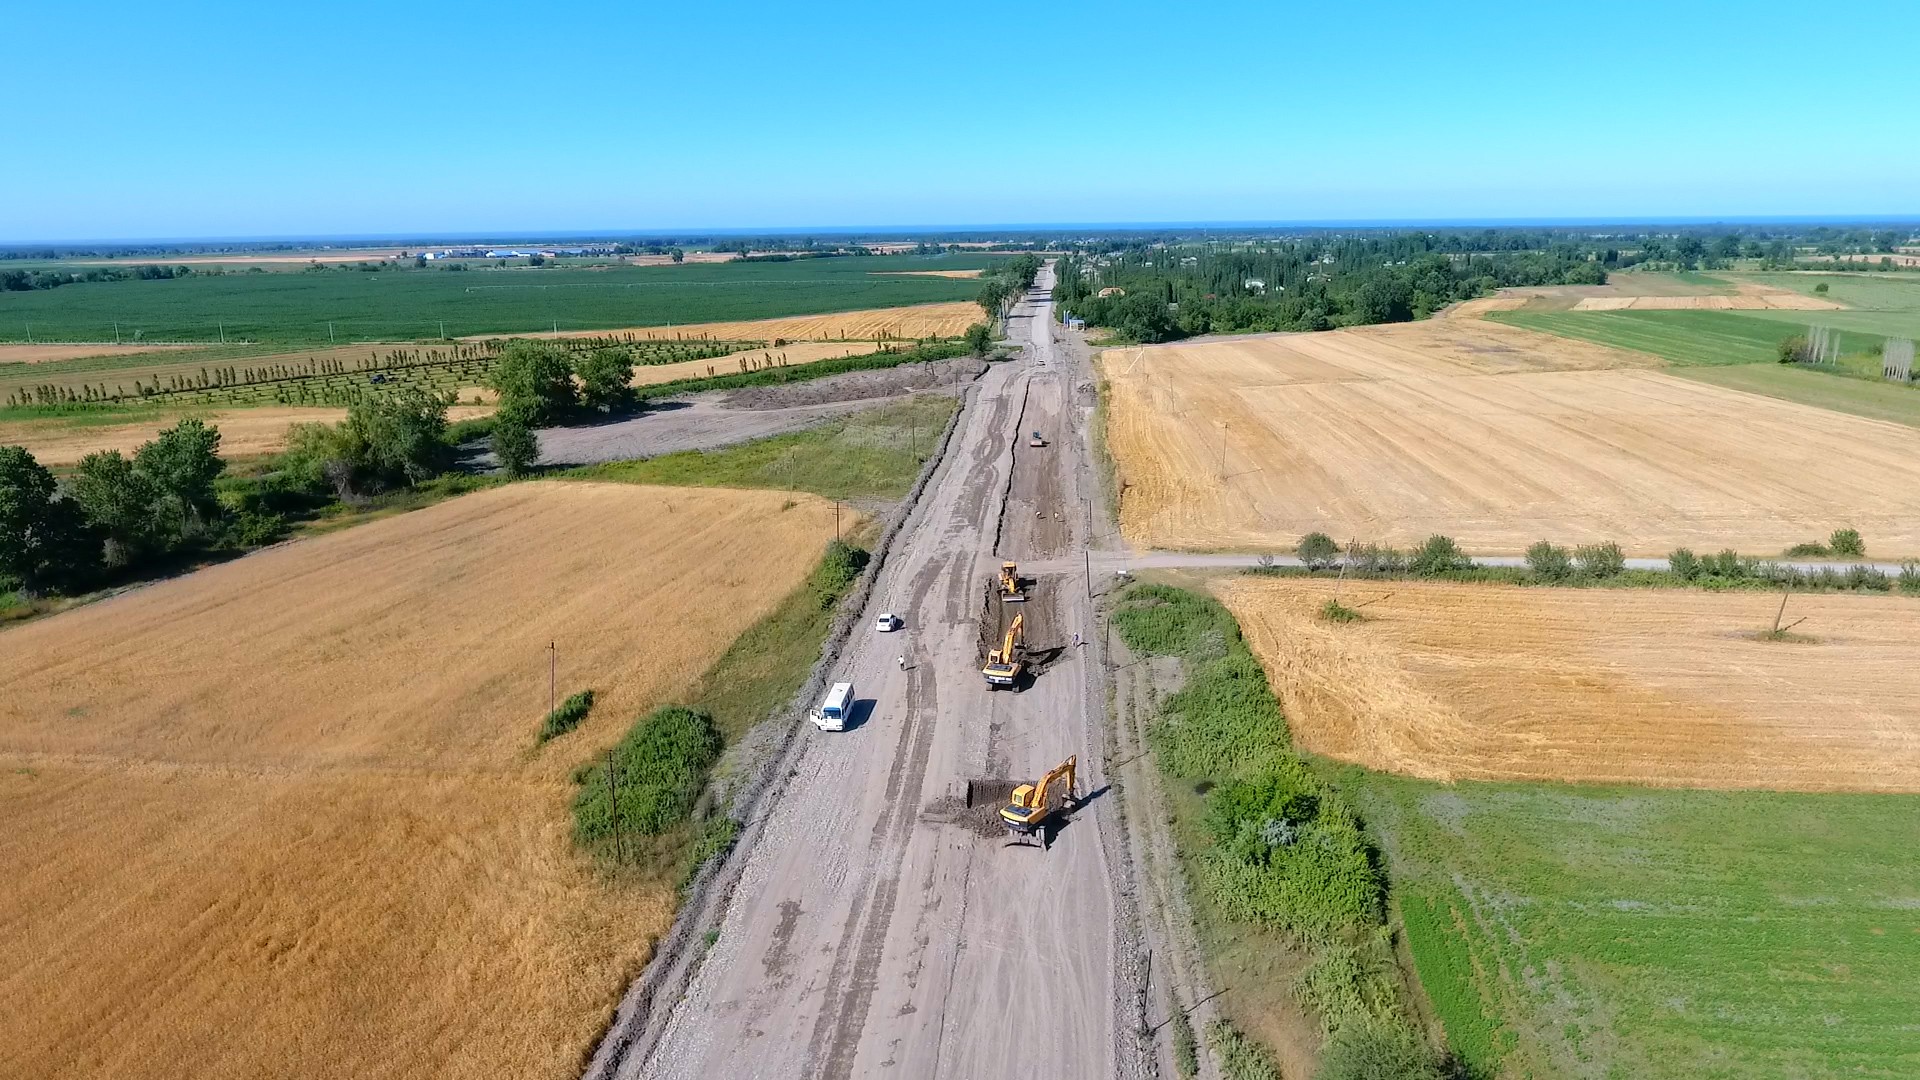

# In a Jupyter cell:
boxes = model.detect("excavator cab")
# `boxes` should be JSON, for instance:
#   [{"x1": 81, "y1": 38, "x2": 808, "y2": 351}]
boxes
[
  {"x1": 1000, "y1": 757, "x2": 1078, "y2": 847},
  {"x1": 982, "y1": 612, "x2": 1025, "y2": 690}
]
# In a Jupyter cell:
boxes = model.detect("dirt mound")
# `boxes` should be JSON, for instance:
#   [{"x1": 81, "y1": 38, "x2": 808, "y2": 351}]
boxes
[{"x1": 721, "y1": 356, "x2": 985, "y2": 410}]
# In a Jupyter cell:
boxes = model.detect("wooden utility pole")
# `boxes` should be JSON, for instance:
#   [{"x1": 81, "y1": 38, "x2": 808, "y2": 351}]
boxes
[
  {"x1": 548, "y1": 640, "x2": 557, "y2": 717},
  {"x1": 834, "y1": 501, "x2": 841, "y2": 540},
  {"x1": 605, "y1": 748, "x2": 624, "y2": 863}
]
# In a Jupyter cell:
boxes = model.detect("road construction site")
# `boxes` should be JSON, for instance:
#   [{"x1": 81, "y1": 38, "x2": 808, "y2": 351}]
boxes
[{"x1": 592, "y1": 267, "x2": 1155, "y2": 1079}]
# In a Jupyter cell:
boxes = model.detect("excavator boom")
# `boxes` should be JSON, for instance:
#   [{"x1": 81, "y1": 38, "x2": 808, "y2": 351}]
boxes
[
  {"x1": 982, "y1": 612, "x2": 1025, "y2": 687},
  {"x1": 999, "y1": 756, "x2": 1079, "y2": 843}
]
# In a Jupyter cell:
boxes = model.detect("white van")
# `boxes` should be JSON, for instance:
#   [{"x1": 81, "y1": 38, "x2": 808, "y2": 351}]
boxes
[{"x1": 811, "y1": 681, "x2": 854, "y2": 731}]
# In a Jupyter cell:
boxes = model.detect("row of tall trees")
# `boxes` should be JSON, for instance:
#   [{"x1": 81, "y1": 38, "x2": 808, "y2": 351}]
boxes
[
  {"x1": 0, "y1": 264, "x2": 194, "y2": 291},
  {"x1": 975, "y1": 253, "x2": 1045, "y2": 323}
]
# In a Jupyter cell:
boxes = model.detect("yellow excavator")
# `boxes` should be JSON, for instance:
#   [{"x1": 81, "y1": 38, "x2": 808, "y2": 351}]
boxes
[
  {"x1": 982, "y1": 612, "x2": 1025, "y2": 689},
  {"x1": 998, "y1": 561, "x2": 1028, "y2": 602},
  {"x1": 1001, "y1": 756, "x2": 1079, "y2": 847}
]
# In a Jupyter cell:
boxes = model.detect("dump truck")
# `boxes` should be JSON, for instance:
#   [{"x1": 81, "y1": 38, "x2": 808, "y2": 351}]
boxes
[
  {"x1": 1000, "y1": 756, "x2": 1079, "y2": 847},
  {"x1": 982, "y1": 612, "x2": 1025, "y2": 690},
  {"x1": 1028, "y1": 430, "x2": 1046, "y2": 447},
  {"x1": 998, "y1": 561, "x2": 1028, "y2": 602}
]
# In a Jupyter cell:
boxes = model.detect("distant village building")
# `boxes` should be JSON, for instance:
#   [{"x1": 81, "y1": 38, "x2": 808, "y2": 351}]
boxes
[
  {"x1": 1243, "y1": 278, "x2": 1266, "y2": 294},
  {"x1": 1097, "y1": 287, "x2": 1126, "y2": 298}
]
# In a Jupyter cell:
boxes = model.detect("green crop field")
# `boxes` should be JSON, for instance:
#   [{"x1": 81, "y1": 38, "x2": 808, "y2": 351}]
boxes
[
  {"x1": 0, "y1": 254, "x2": 999, "y2": 346},
  {"x1": 1357, "y1": 773, "x2": 1920, "y2": 1079},
  {"x1": 1491, "y1": 309, "x2": 1883, "y2": 367},
  {"x1": 1674, "y1": 364, "x2": 1920, "y2": 428}
]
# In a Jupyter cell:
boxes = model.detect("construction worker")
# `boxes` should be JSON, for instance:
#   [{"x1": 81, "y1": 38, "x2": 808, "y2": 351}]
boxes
[{"x1": 897, "y1": 654, "x2": 907, "y2": 671}]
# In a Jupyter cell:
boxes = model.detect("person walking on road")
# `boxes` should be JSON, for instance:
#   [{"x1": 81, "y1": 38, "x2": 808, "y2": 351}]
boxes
[{"x1": 897, "y1": 654, "x2": 907, "y2": 671}]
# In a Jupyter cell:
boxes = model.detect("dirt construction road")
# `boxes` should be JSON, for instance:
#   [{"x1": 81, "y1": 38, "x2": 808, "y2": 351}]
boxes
[{"x1": 608, "y1": 268, "x2": 1143, "y2": 1078}]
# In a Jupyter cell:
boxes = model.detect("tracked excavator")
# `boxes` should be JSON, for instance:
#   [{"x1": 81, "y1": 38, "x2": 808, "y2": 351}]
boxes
[
  {"x1": 998, "y1": 561, "x2": 1028, "y2": 602},
  {"x1": 982, "y1": 612, "x2": 1025, "y2": 690},
  {"x1": 1000, "y1": 756, "x2": 1079, "y2": 847}
]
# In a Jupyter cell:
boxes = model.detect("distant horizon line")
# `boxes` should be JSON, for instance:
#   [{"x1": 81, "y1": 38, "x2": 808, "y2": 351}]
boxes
[{"x1": 7, "y1": 214, "x2": 1919, "y2": 248}]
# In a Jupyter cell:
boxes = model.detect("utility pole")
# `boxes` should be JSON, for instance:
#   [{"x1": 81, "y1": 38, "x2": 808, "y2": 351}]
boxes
[
  {"x1": 548, "y1": 640, "x2": 557, "y2": 717},
  {"x1": 606, "y1": 748, "x2": 624, "y2": 863},
  {"x1": 440, "y1": 320, "x2": 447, "y2": 341},
  {"x1": 219, "y1": 321, "x2": 226, "y2": 345},
  {"x1": 1084, "y1": 548, "x2": 1092, "y2": 599},
  {"x1": 114, "y1": 321, "x2": 119, "y2": 345},
  {"x1": 834, "y1": 501, "x2": 841, "y2": 540},
  {"x1": 329, "y1": 321, "x2": 336, "y2": 346}
]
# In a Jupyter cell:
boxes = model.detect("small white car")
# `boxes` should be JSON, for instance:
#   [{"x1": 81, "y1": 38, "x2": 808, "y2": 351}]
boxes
[{"x1": 875, "y1": 613, "x2": 903, "y2": 633}]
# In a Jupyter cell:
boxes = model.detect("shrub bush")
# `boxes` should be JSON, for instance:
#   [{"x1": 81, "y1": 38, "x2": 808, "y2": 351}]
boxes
[
  {"x1": 1408, "y1": 534, "x2": 1470, "y2": 576},
  {"x1": 1573, "y1": 541, "x2": 1625, "y2": 578},
  {"x1": 1210, "y1": 1021, "x2": 1283, "y2": 1080},
  {"x1": 573, "y1": 705, "x2": 723, "y2": 849},
  {"x1": 1319, "y1": 598, "x2": 1363, "y2": 623},
  {"x1": 1346, "y1": 543, "x2": 1405, "y2": 574},
  {"x1": 1900, "y1": 563, "x2": 1920, "y2": 595},
  {"x1": 1525, "y1": 540, "x2": 1572, "y2": 582},
  {"x1": 811, "y1": 540, "x2": 870, "y2": 609},
  {"x1": 1785, "y1": 541, "x2": 1830, "y2": 557},
  {"x1": 1297, "y1": 531, "x2": 1340, "y2": 571},
  {"x1": 1668, "y1": 547, "x2": 1701, "y2": 581},
  {"x1": 538, "y1": 689, "x2": 595, "y2": 743},
  {"x1": 1314, "y1": 1019, "x2": 1447, "y2": 1080},
  {"x1": 1829, "y1": 528, "x2": 1865, "y2": 557},
  {"x1": 1845, "y1": 564, "x2": 1890, "y2": 591}
]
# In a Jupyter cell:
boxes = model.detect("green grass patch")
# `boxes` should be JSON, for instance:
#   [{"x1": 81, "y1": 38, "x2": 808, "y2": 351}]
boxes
[
  {"x1": 572, "y1": 705, "x2": 724, "y2": 852},
  {"x1": 1493, "y1": 308, "x2": 1884, "y2": 367},
  {"x1": 1113, "y1": 584, "x2": 1438, "y2": 1069},
  {"x1": 1356, "y1": 774, "x2": 1920, "y2": 1079},
  {"x1": 1674, "y1": 363, "x2": 1920, "y2": 428},
  {"x1": 537, "y1": 689, "x2": 595, "y2": 744},
  {"x1": 0, "y1": 254, "x2": 999, "y2": 346},
  {"x1": 1319, "y1": 598, "x2": 1364, "y2": 623},
  {"x1": 1208, "y1": 1020, "x2": 1283, "y2": 1080},
  {"x1": 566, "y1": 393, "x2": 957, "y2": 503}
]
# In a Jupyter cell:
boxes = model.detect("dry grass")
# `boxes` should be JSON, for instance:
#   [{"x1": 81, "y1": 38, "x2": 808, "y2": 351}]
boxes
[
  {"x1": 0, "y1": 342, "x2": 199, "y2": 364},
  {"x1": 1570, "y1": 284, "x2": 1841, "y2": 311},
  {"x1": 0, "y1": 404, "x2": 494, "y2": 466},
  {"x1": 865, "y1": 269, "x2": 985, "y2": 279},
  {"x1": 1100, "y1": 319, "x2": 1920, "y2": 556},
  {"x1": 1217, "y1": 576, "x2": 1920, "y2": 792},
  {"x1": 0, "y1": 481, "x2": 843, "y2": 1080},
  {"x1": 527, "y1": 300, "x2": 982, "y2": 344},
  {"x1": 627, "y1": 340, "x2": 911, "y2": 387}
]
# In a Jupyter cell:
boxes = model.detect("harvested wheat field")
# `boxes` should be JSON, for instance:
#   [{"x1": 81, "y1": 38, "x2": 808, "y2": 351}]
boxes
[
  {"x1": 0, "y1": 404, "x2": 495, "y2": 466},
  {"x1": 0, "y1": 481, "x2": 842, "y2": 1080},
  {"x1": 1102, "y1": 319, "x2": 1920, "y2": 556},
  {"x1": 527, "y1": 300, "x2": 982, "y2": 344},
  {"x1": 630, "y1": 339, "x2": 910, "y2": 387},
  {"x1": 1570, "y1": 284, "x2": 1841, "y2": 311},
  {"x1": 1218, "y1": 576, "x2": 1920, "y2": 792},
  {"x1": 866, "y1": 268, "x2": 985, "y2": 279},
  {"x1": 0, "y1": 342, "x2": 199, "y2": 364}
]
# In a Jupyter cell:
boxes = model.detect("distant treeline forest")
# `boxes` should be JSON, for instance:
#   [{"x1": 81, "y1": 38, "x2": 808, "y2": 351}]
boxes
[{"x1": 1053, "y1": 237, "x2": 1605, "y2": 340}]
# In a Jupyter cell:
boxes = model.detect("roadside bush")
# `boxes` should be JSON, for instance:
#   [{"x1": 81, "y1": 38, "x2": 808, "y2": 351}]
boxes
[
  {"x1": 1845, "y1": 564, "x2": 1891, "y2": 591},
  {"x1": 1785, "y1": 541, "x2": 1830, "y2": 557},
  {"x1": 811, "y1": 539, "x2": 870, "y2": 609},
  {"x1": 1899, "y1": 563, "x2": 1920, "y2": 595},
  {"x1": 1315, "y1": 1019, "x2": 1447, "y2": 1080},
  {"x1": 963, "y1": 322, "x2": 993, "y2": 357},
  {"x1": 1830, "y1": 527, "x2": 1865, "y2": 556},
  {"x1": 491, "y1": 405, "x2": 539, "y2": 477},
  {"x1": 573, "y1": 705, "x2": 723, "y2": 849},
  {"x1": 575, "y1": 347, "x2": 636, "y2": 413},
  {"x1": 1573, "y1": 541, "x2": 1625, "y2": 578},
  {"x1": 1525, "y1": 540, "x2": 1572, "y2": 582},
  {"x1": 538, "y1": 689, "x2": 595, "y2": 743},
  {"x1": 1668, "y1": 547, "x2": 1701, "y2": 581},
  {"x1": 1346, "y1": 543, "x2": 1405, "y2": 574},
  {"x1": 1170, "y1": 1009, "x2": 1199, "y2": 1079},
  {"x1": 1703, "y1": 548, "x2": 1748, "y2": 579},
  {"x1": 1408, "y1": 534, "x2": 1470, "y2": 576},
  {"x1": 1777, "y1": 335, "x2": 1808, "y2": 364},
  {"x1": 1297, "y1": 531, "x2": 1340, "y2": 571},
  {"x1": 1209, "y1": 1021, "x2": 1283, "y2": 1080},
  {"x1": 1319, "y1": 598, "x2": 1362, "y2": 623}
]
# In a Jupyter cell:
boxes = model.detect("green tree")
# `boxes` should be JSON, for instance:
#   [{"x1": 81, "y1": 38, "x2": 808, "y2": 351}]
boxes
[
  {"x1": 345, "y1": 388, "x2": 451, "y2": 487},
  {"x1": 962, "y1": 323, "x2": 993, "y2": 357},
  {"x1": 1830, "y1": 527, "x2": 1865, "y2": 556},
  {"x1": 489, "y1": 341, "x2": 578, "y2": 424},
  {"x1": 133, "y1": 418, "x2": 225, "y2": 544},
  {"x1": 492, "y1": 405, "x2": 539, "y2": 476},
  {"x1": 1296, "y1": 531, "x2": 1339, "y2": 570},
  {"x1": 575, "y1": 347, "x2": 636, "y2": 413},
  {"x1": 976, "y1": 280, "x2": 1010, "y2": 322},
  {"x1": 70, "y1": 450, "x2": 158, "y2": 567},
  {"x1": 1525, "y1": 540, "x2": 1572, "y2": 581},
  {"x1": 1408, "y1": 534, "x2": 1470, "y2": 576},
  {"x1": 0, "y1": 446, "x2": 92, "y2": 594},
  {"x1": 669, "y1": 247, "x2": 685, "y2": 264},
  {"x1": 1573, "y1": 541, "x2": 1625, "y2": 578}
]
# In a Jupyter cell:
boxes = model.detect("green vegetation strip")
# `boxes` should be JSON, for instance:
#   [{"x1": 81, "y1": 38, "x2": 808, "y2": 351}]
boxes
[
  {"x1": 1491, "y1": 308, "x2": 1884, "y2": 367},
  {"x1": 566, "y1": 393, "x2": 959, "y2": 503},
  {"x1": 1357, "y1": 774, "x2": 1920, "y2": 1079},
  {"x1": 1674, "y1": 363, "x2": 1920, "y2": 429},
  {"x1": 538, "y1": 689, "x2": 594, "y2": 744},
  {"x1": 1112, "y1": 584, "x2": 1444, "y2": 1079},
  {"x1": 628, "y1": 341, "x2": 968, "y2": 405}
]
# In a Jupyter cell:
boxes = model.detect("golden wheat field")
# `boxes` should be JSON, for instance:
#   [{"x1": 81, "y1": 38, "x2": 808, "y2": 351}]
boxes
[
  {"x1": 1218, "y1": 576, "x2": 1920, "y2": 792},
  {"x1": 0, "y1": 404, "x2": 496, "y2": 466},
  {"x1": 0, "y1": 481, "x2": 842, "y2": 1080},
  {"x1": 1101, "y1": 319, "x2": 1920, "y2": 556}
]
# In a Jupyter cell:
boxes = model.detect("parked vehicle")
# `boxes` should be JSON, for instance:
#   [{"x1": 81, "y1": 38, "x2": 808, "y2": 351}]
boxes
[{"x1": 810, "y1": 681, "x2": 854, "y2": 731}]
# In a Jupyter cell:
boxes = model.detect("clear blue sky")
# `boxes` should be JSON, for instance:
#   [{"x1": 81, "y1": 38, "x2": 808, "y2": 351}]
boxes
[{"x1": 8, "y1": 0, "x2": 1918, "y2": 241}]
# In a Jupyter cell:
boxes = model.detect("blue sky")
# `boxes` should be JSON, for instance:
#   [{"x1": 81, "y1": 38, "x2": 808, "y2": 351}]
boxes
[{"x1": 7, "y1": 0, "x2": 1918, "y2": 241}]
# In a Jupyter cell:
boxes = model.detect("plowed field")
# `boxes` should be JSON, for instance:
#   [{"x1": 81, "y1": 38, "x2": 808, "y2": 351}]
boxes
[
  {"x1": 1218, "y1": 576, "x2": 1920, "y2": 791},
  {"x1": 1101, "y1": 319, "x2": 1920, "y2": 556},
  {"x1": 0, "y1": 481, "x2": 837, "y2": 1080}
]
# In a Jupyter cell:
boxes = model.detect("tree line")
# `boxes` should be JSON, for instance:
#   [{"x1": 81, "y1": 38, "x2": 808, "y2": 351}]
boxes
[
  {"x1": 1053, "y1": 238, "x2": 1606, "y2": 342},
  {"x1": 974, "y1": 254, "x2": 1043, "y2": 323},
  {"x1": 1, "y1": 264, "x2": 194, "y2": 292}
]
